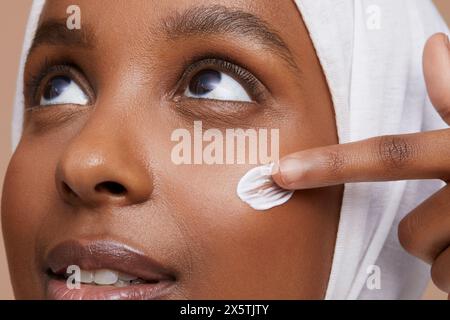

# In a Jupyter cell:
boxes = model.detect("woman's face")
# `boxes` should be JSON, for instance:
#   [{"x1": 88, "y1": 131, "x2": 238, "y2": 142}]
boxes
[{"x1": 2, "y1": 0, "x2": 342, "y2": 299}]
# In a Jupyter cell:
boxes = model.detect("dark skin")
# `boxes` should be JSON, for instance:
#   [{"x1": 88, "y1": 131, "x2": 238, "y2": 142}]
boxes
[{"x1": 1, "y1": 0, "x2": 342, "y2": 299}]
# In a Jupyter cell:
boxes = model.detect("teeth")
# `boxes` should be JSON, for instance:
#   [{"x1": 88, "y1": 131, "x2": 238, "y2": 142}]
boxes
[
  {"x1": 80, "y1": 270, "x2": 95, "y2": 284},
  {"x1": 63, "y1": 268, "x2": 146, "y2": 287},
  {"x1": 94, "y1": 269, "x2": 119, "y2": 285}
]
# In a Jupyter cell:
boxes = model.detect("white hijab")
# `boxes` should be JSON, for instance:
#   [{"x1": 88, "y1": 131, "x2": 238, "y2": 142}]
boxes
[{"x1": 12, "y1": 0, "x2": 449, "y2": 299}]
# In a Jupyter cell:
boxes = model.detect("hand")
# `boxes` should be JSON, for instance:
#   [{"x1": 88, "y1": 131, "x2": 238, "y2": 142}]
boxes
[{"x1": 272, "y1": 33, "x2": 450, "y2": 299}]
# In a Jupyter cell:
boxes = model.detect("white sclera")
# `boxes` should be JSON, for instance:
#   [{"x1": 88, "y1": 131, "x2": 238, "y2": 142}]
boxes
[
  {"x1": 184, "y1": 72, "x2": 252, "y2": 102},
  {"x1": 236, "y1": 163, "x2": 294, "y2": 211},
  {"x1": 40, "y1": 79, "x2": 89, "y2": 106}
]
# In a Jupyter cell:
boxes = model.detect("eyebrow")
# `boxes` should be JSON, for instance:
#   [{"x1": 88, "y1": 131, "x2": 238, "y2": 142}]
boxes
[
  {"x1": 29, "y1": 6, "x2": 299, "y2": 72},
  {"x1": 29, "y1": 19, "x2": 95, "y2": 55},
  {"x1": 163, "y1": 5, "x2": 299, "y2": 71}
]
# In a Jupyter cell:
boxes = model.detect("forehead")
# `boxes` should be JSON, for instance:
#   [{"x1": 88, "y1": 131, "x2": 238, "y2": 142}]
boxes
[
  {"x1": 34, "y1": 0, "x2": 308, "y2": 76},
  {"x1": 39, "y1": 0, "x2": 302, "y2": 44},
  {"x1": 41, "y1": 0, "x2": 294, "y2": 22}
]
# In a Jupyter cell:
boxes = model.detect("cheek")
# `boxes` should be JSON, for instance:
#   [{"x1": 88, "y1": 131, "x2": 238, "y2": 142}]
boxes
[
  {"x1": 162, "y1": 164, "x2": 340, "y2": 299},
  {"x1": 1, "y1": 145, "x2": 58, "y2": 298},
  {"x1": 156, "y1": 106, "x2": 341, "y2": 298}
]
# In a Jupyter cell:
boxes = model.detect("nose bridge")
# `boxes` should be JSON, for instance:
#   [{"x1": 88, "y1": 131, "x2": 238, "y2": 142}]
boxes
[{"x1": 55, "y1": 113, "x2": 153, "y2": 208}]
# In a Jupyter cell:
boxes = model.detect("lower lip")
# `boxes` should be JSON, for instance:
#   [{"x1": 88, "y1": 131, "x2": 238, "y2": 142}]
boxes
[{"x1": 46, "y1": 278, "x2": 175, "y2": 300}]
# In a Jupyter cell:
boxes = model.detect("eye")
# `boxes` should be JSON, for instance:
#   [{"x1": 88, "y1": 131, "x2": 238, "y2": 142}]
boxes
[
  {"x1": 184, "y1": 69, "x2": 252, "y2": 103},
  {"x1": 40, "y1": 75, "x2": 89, "y2": 106},
  {"x1": 26, "y1": 63, "x2": 93, "y2": 109},
  {"x1": 179, "y1": 58, "x2": 266, "y2": 104}
]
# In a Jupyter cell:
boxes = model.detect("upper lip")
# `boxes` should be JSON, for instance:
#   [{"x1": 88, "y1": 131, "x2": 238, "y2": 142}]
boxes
[{"x1": 45, "y1": 240, "x2": 176, "y2": 282}]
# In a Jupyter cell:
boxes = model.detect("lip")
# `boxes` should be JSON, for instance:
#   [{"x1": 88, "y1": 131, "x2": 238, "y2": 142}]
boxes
[{"x1": 44, "y1": 240, "x2": 176, "y2": 300}]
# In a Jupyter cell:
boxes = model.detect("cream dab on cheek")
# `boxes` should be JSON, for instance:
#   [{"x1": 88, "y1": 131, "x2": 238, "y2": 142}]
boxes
[{"x1": 236, "y1": 163, "x2": 294, "y2": 211}]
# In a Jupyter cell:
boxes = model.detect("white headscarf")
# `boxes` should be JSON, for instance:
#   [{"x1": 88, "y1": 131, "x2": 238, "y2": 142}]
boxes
[{"x1": 11, "y1": 0, "x2": 449, "y2": 299}]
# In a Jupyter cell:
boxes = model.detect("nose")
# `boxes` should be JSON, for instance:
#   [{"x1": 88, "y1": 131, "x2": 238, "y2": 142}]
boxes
[{"x1": 55, "y1": 131, "x2": 153, "y2": 208}]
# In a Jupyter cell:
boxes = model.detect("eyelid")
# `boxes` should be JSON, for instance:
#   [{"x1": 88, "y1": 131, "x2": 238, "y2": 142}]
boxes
[
  {"x1": 25, "y1": 61, "x2": 94, "y2": 108},
  {"x1": 174, "y1": 57, "x2": 267, "y2": 103}
]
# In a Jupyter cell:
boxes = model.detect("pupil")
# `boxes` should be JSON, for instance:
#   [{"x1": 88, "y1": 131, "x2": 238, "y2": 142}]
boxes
[
  {"x1": 43, "y1": 76, "x2": 72, "y2": 100},
  {"x1": 189, "y1": 70, "x2": 221, "y2": 95}
]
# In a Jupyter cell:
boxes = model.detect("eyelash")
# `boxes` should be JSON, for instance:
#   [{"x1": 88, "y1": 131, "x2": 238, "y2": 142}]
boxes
[
  {"x1": 25, "y1": 58, "x2": 93, "y2": 108},
  {"x1": 24, "y1": 56, "x2": 265, "y2": 109},
  {"x1": 176, "y1": 57, "x2": 265, "y2": 102}
]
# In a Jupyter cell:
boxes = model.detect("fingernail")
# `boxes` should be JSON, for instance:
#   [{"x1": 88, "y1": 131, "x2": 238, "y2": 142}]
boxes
[
  {"x1": 278, "y1": 157, "x2": 305, "y2": 188},
  {"x1": 271, "y1": 162, "x2": 280, "y2": 175}
]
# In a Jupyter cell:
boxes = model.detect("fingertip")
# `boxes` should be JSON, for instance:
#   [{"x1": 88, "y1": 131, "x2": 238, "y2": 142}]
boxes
[
  {"x1": 271, "y1": 157, "x2": 308, "y2": 190},
  {"x1": 271, "y1": 161, "x2": 279, "y2": 177},
  {"x1": 271, "y1": 161, "x2": 287, "y2": 189},
  {"x1": 424, "y1": 33, "x2": 450, "y2": 68},
  {"x1": 423, "y1": 33, "x2": 450, "y2": 122},
  {"x1": 426, "y1": 32, "x2": 448, "y2": 46},
  {"x1": 424, "y1": 33, "x2": 448, "y2": 64}
]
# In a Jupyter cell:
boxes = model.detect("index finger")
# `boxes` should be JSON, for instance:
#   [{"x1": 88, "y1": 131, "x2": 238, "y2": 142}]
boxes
[{"x1": 272, "y1": 129, "x2": 450, "y2": 190}]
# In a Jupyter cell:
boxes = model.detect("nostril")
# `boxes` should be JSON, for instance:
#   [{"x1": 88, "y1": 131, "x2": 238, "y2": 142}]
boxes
[
  {"x1": 62, "y1": 182, "x2": 78, "y2": 198},
  {"x1": 95, "y1": 181, "x2": 127, "y2": 196}
]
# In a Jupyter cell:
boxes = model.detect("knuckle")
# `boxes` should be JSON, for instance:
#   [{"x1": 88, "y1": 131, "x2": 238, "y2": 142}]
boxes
[
  {"x1": 431, "y1": 249, "x2": 450, "y2": 293},
  {"x1": 377, "y1": 135, "x2": 416, "y2": 170},
  {"x1": 437, "y1": 104, "x2": 450, "y2": 124},
  {"x1": 430, "y1": 263, "x2": 445, "y2": 292},
  {"x1": 322, "y1": 149, "x2": 346, "y2": 177},
  {"x1": 398, "y1": 214, "x2": 422, "y2": 256}
]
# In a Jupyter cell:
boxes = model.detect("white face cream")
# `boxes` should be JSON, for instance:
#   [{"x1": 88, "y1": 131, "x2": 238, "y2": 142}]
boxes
[{"x1": 236, "y1": 163, "x2": 294, "y2": 211}]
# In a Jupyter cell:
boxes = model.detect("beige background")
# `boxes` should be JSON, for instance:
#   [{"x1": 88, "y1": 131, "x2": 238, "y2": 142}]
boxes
[{"x1": 1, "y1": 0, "x2": 449, "y2": 300}]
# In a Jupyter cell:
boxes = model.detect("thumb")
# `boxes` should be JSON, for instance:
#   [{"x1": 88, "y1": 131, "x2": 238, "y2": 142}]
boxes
[{"x1": 424, "y1": 33, "x2": 450, "y2": 124}]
